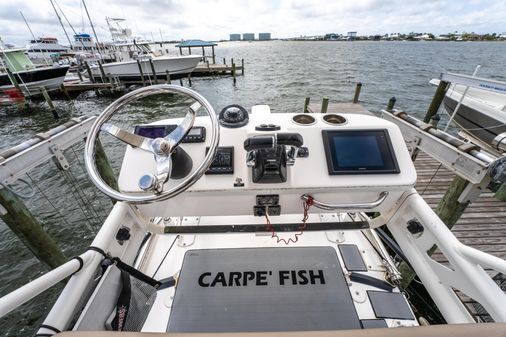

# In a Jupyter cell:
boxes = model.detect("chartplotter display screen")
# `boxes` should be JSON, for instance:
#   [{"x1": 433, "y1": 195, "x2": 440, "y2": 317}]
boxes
[{"x1": 322, "y1": 130, "x2": 400, "y2": 175}]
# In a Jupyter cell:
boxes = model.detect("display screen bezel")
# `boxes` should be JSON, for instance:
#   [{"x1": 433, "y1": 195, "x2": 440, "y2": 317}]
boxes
[
  {"x1": 322, "y1": 129, "x2": 400, "y2": 175},
  {"x1": 205, "y1": 146, "x2": 234, "y2": 174}
]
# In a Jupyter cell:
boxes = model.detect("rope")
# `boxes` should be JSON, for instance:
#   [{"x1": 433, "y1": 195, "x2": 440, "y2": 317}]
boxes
[
  {"x1": 70, "y1": 144, "x2": 110, "y2": 219},
  {"x1": 265, "y1": 196, "x2": 314, "y2": 245},
  {"x1": 420, "y1": 162, "x2": 443, "y2": 196},
  {"x1": 60, "y1": 168, "x2": 99, "y2": 230},
  {"x1": 26, "y1": 172, "x2": 72, "y2": 228}
]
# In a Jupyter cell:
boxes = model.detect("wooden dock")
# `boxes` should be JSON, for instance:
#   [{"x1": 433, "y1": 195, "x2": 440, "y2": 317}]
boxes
[
  {"x1": 192, "y1": 62, "x2": 243, "y2": 77},
  {"x1": 414, "y1": 151, "x2": 505, "y2": 321},
  {"x1": 414, "y1": 151, "x2": 506, "y2": 261}
]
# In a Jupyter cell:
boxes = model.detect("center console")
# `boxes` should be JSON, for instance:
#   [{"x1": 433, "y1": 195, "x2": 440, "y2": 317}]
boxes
[{"x1": 119, "y1": 105, "x2": 417, "y2": 218}]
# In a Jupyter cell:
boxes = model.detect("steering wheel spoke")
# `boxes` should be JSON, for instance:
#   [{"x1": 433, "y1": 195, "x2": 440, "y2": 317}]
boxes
[
  {"x1": 165, "y1": 101, "x2": 201, "y2": 149},
  {"x1": 101, "y1": 123, "x2": 153, "y2": 153},
  {"x1": 85, "y1": 84, "x2": 219, "y2": 203}
]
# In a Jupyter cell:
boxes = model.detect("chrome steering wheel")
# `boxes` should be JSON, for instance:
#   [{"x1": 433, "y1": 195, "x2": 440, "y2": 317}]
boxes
[{"x1": 84, "y1": 84, "x2": 220, "y2": 203}]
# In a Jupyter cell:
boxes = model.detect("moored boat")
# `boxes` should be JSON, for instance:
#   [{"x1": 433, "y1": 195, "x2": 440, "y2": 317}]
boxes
[
  {"x1": 443, "y1": 82, "x2": 506, "y2": 150},
  {"x1": 89, "y1": 54, "x2": 202, "y2": 82},
  {"x1": 0, "y1": 48, "x2": 69, "y2": 94}
]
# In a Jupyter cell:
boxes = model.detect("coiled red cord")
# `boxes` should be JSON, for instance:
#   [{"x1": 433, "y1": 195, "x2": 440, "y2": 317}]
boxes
[{"x1": 265, "y1": 196, "x2": 314, "y2": 245}]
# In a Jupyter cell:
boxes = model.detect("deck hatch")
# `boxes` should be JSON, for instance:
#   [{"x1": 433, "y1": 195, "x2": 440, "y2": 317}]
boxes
[
  {"x1": 368, "y1": 290, "x2": 415, "y2": 320},
  {"x1": 167, "y1": 247, "x2": 361, "y2": 332},
  {"x1": 338, "y1": 244, "x2": 368, "y2": 271}
]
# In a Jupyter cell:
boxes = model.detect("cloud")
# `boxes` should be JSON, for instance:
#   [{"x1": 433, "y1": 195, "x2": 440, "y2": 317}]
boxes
[{"x1": 0, "y1": 0, "x2": 504, "y2": 46}]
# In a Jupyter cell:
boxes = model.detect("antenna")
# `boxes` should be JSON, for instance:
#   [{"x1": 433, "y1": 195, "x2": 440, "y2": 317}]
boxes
[
  {"x1": 20, "y1": 11, "x2": 49, "y2": 65},
  {"x1": 81, "y1": 0, "x2": 103, "y2": 57},
  {"x1": 48, "y1": 0, "x2": 72, "y2": 48}
]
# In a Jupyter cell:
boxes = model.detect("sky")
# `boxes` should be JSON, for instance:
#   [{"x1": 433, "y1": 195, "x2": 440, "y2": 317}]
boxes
[{"x1": 0, "y1": 0, "x2": 505, "y2": 46}]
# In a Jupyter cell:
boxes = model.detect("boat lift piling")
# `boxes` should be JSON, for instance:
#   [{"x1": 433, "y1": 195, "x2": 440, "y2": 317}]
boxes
[
  {"x1": 149, "y1": 59, "x2": 159, "y2": 85},
  {"x1": 40, "y1": 87, "x2": 58, "y2": 119},
  {"x1": 321, "y1": 97, "x2": 329, "y2": 113},
  {"x1": 352, "y1": 82, "x2": 362, "y2": 103},
  {"x1": 136, "y1": 60, "x2": 146, "y2": 86},
  {"x1": 303, "y1": 97, "x2": 310, "y2": 113},
  {"x1": 0, "y1": 186, "x2": 67, "y2": 269},
  {"x1": 165, "y1": 70, "x2": 171, "y2": 84},
  {"x1": 386, "y1": 97, "x2": 396, "y2": 112},
  {"x1": 232, "y1": 62, "x2": 237, "y2": 85},
  {"x1": 84, "y1": 61, "x2": 95, "y2": 84},
  {"x1": 97, "y1": 60, "x2": 107, "y2": 83},
  {"x1": 423, "y1": 80, "x2": 449, "y2": 123}
]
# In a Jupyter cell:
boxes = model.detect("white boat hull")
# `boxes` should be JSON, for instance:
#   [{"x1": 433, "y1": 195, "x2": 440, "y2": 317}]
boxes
[
  {"x1": 90, "y1": 55, "x2": 201, "y2": 81},
  {"x1": 443, "y1": 83, "x2": 506, "y2": 147}
]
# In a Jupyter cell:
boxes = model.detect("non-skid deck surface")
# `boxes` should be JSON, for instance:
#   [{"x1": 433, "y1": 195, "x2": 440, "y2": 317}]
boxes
[
  {"x1": 167, "y1": 247, "x2": 361, "y2": 332},
  {"x1": 414, "y1": 151, "x2": 506, "y2": 320}
]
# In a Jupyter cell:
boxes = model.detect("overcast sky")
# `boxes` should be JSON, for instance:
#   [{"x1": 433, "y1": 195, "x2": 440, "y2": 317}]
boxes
[{"x1": 1, "y1": 0, "x2": 505, "y2": 46}]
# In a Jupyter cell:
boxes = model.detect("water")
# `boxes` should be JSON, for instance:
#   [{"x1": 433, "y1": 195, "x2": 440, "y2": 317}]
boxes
[{"x1": 1, "y1": 40, "x2": 505, "y2": 335}]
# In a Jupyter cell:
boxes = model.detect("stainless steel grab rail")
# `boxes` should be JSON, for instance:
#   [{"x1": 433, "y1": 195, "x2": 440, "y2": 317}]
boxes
[{"x1": 301, "y1": 192, "x2": 388, "y2": 210}]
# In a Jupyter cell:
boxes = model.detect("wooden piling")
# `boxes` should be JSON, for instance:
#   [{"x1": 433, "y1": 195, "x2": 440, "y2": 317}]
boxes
[
  {"x1": 97, "y1": 60, "x2": 107, "y2": 83},
  {"x1": 241, "y1": 59, "x2": 244, "y2": 75},
  {"x1": 304, "y1": 97, "x2": 310, "y2": 113},
  {"x1": 387, "y1": 97, "x2": 396, "y2": 112},
  {"x1": 321, "y1": 97, "x2": 329, "y2": 113},
  {"x1": 187, "y1": 73, "x2": 192, "y2": 87},
  {"x1": 179, "y1": 78, "x2": 183, "y2": 86},
  {"x1": 232, "y1": 62, "x2": 237, "y2": 85},
  {"x1": 60, "y1": 84, "x2": 70, "y2": 100},
  {"x1": 166, "y1": 70, "x2": 171, "y2": 84},
  {"x1": 223, "y1": 57, "x2": 226, "y2": 65},
  {"x1": 352, "y1": 82, "x2": 362, "y2": 103},
  {"x1": 84, "y1": 61, "x2": 95, "y2": 83},
  {"x1": 424, "y1": 80, "x2": 449, "y2": 123},
  {"x1": 0, "y1": 186, "x2": 67, "y2": 268},
  {"x1": 40, "y1": 87, "x2": 58, "y2": 119},
  {"x1": 137, "y1": 59, "x2": 146, "y2": 86},
  {"x1": 149, "y1": 59, "x2": 159, "y2": 84},
  {"x1": 430, "y1": 114, "x2": 441, "y2": 128},
  {"x1": 94, "y1": 139, "x2": 119, "y2": 194}
]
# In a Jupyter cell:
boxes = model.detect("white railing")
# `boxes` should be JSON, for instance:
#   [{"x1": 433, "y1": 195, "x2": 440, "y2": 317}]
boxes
[{"x1": 385, "y1": 189, "x2": 506, "y2": 323}]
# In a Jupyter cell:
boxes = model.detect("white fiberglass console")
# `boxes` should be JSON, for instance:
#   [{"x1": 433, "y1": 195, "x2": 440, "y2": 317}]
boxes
[{"x1": 118, "y1": 105, "x2": 417, "y2": 217}]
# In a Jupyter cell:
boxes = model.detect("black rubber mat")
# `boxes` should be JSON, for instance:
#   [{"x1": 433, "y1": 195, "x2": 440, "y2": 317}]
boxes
[{"x1": 167, "y1": 247, "x2": 361, "y2": 332}]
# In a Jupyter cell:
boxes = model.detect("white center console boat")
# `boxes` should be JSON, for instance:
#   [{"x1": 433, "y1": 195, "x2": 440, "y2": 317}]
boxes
[{"x1": 1, "y1": 85, "x2": 506, "y2": 336}]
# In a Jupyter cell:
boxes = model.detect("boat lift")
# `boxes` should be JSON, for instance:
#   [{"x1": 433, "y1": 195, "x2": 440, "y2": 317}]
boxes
[{"x1": 382, "y1": 108, "x2": 506, "y2": 205}]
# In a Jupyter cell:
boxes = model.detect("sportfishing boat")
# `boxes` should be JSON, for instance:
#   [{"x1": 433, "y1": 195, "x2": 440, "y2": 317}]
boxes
[
  {"x1": 27, "y1": 37, "x2": 69, "y2": 65},
  {"x1": 431, "y1": 75, "x2": 506, "y2": 154},
  {"x1": 443, "y1": 83, "x2": 506, "y2": 150},
  {"x1": 92, "y1": 17, "x2": 201, "y2": 82},
  {"x1": 1, "y1": 85, "x2": 505, "y2": 336},
  {"x1": 0, "y1": 48, "x2": 69, "y2": 94},
  {"x1": 90, "y1": 42, "x2": 201, "y2": 81}
]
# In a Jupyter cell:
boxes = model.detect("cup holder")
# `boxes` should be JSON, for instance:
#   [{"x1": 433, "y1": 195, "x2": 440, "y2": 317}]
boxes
[
  {"x1": 292, "y1": 114, "x2": 316, "y2": 126},
  {"x1": 322, "y1": 114, "x2": 347, "y2": 125}
]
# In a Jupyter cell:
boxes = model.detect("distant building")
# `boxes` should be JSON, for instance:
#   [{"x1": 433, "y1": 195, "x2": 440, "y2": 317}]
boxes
[
  {"x1": 242, "y1": 33, "x2": 255, "y2": 41},
  {"x1": 258, "y1": 33, "x2": 271, "y2": 41},
  {"x1": 324, "y1": 33, "x2": 339, "y2": 40},
  {"x1": 230, "y1": 34, "x2": 241, "y2": 41}
]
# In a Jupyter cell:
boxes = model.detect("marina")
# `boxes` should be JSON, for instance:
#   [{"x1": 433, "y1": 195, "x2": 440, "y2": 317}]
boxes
[{"x1": 1, "y1": 2, "x2": 506, "y2": 335}]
